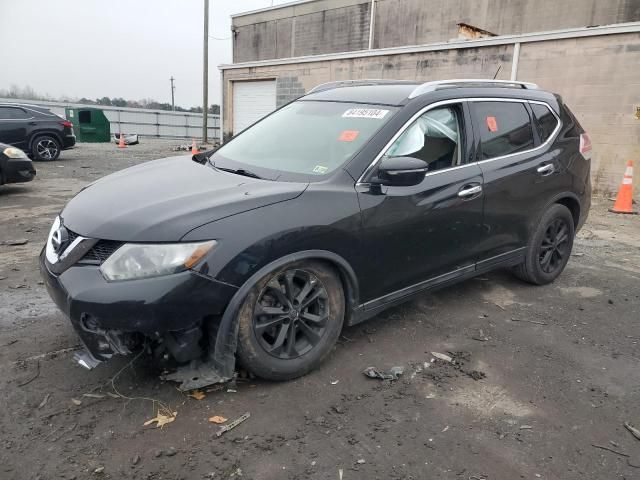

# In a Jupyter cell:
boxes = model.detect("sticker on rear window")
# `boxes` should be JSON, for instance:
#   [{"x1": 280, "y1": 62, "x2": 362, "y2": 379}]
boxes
[
  {"x1": 486, "y1": 116, "x2": 498, "y2": 132},
  {"x1": 342, "y1": 108, "x2": 389, "y2": 119},
  {"x1": 338, "y1": 130, "x2": 360, "y2": 142},
  {"x1": 312, "y1": 165, "x2": 329, "y2": 174}
]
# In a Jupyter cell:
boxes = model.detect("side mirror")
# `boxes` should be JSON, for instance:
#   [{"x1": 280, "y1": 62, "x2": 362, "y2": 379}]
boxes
[{"x1": 374, "y1": 156, "x2": 429, "y2": 187}]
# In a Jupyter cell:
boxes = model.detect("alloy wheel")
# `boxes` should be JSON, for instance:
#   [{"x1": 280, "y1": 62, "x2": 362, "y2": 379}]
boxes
[
  {"x1": 538, "y1": 218, "x2": 569, "y2": 274},
  {"x1": 253, "y1": 269, "x2": 330, "y2": 359},
  {"x1": 36, "y1": 139, "x2": 59, "y2": 160}
]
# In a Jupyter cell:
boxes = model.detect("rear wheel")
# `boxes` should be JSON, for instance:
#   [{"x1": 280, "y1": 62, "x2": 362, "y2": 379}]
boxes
[
  {"x1": 236, "y1": 261, "x2": 344, "y2": 381},
  {"x1": 31, "y1": 135, "x2": 61, "y2": 161},
  {"x1": 512, "y1": 204, "x2": 575, "y2": 285}
]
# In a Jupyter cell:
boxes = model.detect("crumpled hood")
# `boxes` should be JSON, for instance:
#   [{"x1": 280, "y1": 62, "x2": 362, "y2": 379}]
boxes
[{"x1": 61, "y1": 156, "x2": 307, "y2": 241}]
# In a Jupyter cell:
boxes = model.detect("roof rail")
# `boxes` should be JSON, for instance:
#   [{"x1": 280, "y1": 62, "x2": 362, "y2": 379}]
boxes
[
  {"x1": 308, "y1": 79, "x2": 417, "y2": 94},
  {"x1": 408, "y1": 79, "x2": 538, "y2": 99}
]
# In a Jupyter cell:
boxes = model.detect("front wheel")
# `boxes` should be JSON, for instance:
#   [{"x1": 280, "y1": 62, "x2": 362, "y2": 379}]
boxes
[
  {"x1": 512, "y1": 203, "x2": 575, "y2": 285},
  {"x1": 236, "y1": 261, "x2": 345, "y2": 381},
  {"x1": 31, "y1": 135, "x2": 61, "y2": 161}
]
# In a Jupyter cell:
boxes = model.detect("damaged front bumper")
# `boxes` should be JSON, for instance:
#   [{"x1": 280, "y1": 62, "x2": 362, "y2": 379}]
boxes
[{"x1": 39, "y1": 249, "x2": 238, "y2": 387}]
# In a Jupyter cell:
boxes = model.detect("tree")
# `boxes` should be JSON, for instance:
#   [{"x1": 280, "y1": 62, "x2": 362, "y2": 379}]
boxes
[
  {"x1": 208, "y1": 104, "x2": 220, "y2": 114},
  {"x1": 111, "y1": 97, "x2": 127, "y2": 107},
  {"x1": 96, "y1": 96, "x2": 112, "y2": 106}
]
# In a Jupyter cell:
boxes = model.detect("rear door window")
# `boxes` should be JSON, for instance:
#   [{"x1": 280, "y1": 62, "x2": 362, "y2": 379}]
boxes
[
  {"x1": 530, "y1": 103, "x2": 559, "y2": 143},
  {"x1": 472, "y1": 101, "x2": 534, "y2": 159},
  {"x1": 0, "y1": 107, "x2": 29, "y2": 120}
]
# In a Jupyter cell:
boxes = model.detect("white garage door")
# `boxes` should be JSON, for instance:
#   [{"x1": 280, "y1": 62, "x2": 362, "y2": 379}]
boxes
[{"x1": 232, "y1": 80, "x2": 276, "y2": 135}]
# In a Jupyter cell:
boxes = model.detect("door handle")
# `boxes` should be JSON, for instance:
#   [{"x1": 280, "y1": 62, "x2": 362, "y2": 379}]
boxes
[
  {"x1": 537, "y1": 163, "x2": 555, "y2": 175},
  {"x1": 458, "y1": 185, "x2": 482, "y2": 198}
]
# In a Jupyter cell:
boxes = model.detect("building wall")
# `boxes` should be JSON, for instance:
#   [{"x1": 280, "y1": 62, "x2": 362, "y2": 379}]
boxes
[
  {"x1": 517, "y1": 33, "x2": 640, "y2": 192},
  {"x1": 232, "y1": 0, "x2": 640, "y2": 62},
  {"x1": 222, "y1": 32, "x2": 640, "y2": 195}
]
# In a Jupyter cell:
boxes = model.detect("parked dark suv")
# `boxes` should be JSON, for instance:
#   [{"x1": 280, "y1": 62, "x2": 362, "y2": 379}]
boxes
[
  {"x1": 40, "y1": 79, "x2": 592, "y2": 389},
  {"x1": 0, "y1": 103, "x2": 76, "y2": 161}
]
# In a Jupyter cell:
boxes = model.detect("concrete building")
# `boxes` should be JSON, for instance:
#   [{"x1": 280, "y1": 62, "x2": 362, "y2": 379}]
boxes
[{"x1": 220, "y1": 0, "x2": 640, "y2": 194}]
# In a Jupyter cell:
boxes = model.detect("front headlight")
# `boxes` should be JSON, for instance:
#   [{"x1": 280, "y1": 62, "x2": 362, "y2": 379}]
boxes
[
  {"x1": 3, "y1": 147, "x2": 27, "y2": 159},
  {"x1": 99, "y1": 241, "x2": 217, "y2": 281}
]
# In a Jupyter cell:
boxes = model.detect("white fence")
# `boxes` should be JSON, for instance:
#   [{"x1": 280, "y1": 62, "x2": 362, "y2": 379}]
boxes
[{"x1": 0, "y1": 97, "x2": 220, "y2": 140}]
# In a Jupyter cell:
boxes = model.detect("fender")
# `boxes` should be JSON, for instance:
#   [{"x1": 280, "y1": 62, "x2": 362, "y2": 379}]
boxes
[{"x1": 163, "y1": 249, "x2": 360, "y2": 390}]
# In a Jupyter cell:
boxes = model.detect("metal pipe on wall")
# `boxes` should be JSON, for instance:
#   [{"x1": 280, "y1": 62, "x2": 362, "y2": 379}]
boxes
[
  {"x1": 368, "y1": 0, "x2": 376, "y2": 50},
  {"x1": 510, "y1": 42, "x2": 521, "y2": 80}
]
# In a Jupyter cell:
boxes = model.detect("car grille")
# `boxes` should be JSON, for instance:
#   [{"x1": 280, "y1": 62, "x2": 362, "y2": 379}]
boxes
[
  {"x1": 66, "y1": 229, "x2": 123, "y2": 264},
  {"x1": 82, "y1": 240, "x2": 124, "y2": 263}
]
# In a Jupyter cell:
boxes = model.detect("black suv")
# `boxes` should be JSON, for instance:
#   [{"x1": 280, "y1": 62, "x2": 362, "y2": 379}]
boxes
[
  {"x1": 0, "y1": 103, "x2": 76, "y2": 161},
  {"x1": 40, "y1": 79, "x2": 591, "y2": 389}
]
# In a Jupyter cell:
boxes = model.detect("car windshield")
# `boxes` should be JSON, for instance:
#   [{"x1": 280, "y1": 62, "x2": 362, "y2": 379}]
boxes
[{"x1": 212, "y1": 101, "x2": 398, "y2": 179}]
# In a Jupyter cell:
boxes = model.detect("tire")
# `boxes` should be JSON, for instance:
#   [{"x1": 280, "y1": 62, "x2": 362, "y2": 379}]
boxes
[
  {"x1": 236, "y1": 260, "x2": 345, "y2": 381},
  {"x1": 31, "y1": 135, "x2": 61, "y2": 161},
  {"x1": 512, "y1": 203, "x2": 575, "y2": 285}
]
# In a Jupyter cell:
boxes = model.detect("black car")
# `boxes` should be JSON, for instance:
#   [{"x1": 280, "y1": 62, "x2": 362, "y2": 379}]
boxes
[
  {"x1": 0, "y1": 142, "x2": 36, "y2": 184},
  {"x1": 0, "y1": 103, "x2": 76, "y2": 161},
  {"x1": 40, "y1": 79, "x2": 592, "y2": 389}
]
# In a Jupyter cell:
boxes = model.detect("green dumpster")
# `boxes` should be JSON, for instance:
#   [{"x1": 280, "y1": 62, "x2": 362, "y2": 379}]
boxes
[{"x1": 65, "y1": 107, "x2": 111, "y2": 142}]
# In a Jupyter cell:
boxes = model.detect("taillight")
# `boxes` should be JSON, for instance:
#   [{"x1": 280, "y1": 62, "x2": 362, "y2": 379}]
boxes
[
  {"x1": 60, "y1": 120, "x2": 73, "y2": 128},
  {"x1": 579, "y1": 133, "x2": 592, "y2": 160}
]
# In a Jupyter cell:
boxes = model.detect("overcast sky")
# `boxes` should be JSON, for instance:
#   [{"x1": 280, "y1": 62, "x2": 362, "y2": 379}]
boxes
[{"x1": 0, "y1": 0, "x2": 291, "y2": 108}]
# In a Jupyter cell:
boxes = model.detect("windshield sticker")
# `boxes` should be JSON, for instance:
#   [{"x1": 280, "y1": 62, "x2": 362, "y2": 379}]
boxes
[
  {"x1": 486, "y1": 116, "x2": 498, "y2": 132},
  {"x1": 312, "y1": 165, "x2": 329, "y2": 174},
  {"x1": 342, "y1": 108, "x2": 389, "y2": 119},
  {"x1": 338, "y1": 130, "x2": 360, "y2": 142}
]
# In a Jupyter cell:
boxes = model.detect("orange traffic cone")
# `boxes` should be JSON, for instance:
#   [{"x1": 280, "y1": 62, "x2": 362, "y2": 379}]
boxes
[
  {"x1": 191, "y1": 139, "x2": 199, "y2": 155},
  {"x1": 117, "y1": 132, "x2": 126, "y2": 149},
  {"x1": 609, "y1": 160, "x2": 637, "y2": 214}
]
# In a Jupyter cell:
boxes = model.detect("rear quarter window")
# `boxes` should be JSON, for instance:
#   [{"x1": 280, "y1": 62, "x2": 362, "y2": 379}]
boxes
[
  {"x1": 472, "y1": 101, "x2": 534, "y2": 160},
  {"x1": 531, "y1": 103, "x2": 559, "y2": 143}
]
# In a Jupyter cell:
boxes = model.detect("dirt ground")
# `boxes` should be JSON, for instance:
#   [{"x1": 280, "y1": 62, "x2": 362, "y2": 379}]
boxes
[{"x1": 1, "y1": 139, "x2": 639, "y2": 480}]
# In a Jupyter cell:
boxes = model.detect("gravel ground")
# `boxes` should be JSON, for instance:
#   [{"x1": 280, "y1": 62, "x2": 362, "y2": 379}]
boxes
[{"x1": 0, "y1": 139, "x2": 639, "y2": 480}]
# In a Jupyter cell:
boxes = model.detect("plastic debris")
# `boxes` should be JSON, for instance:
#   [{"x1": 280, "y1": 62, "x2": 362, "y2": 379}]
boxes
[
  {"x1": 330, "y1": 380, "x2": 339, "y2": 385},
  {"x1": 363, "y1": 366, "x2": 404, "y2": 380},
  {"x1": 215, "y1": 412, "x2": 250, "y2": 437},
  {"x1": 71, "y1": 398, "x2": 82, "y2": 406},
  {"x1": 624, "y1": 421, "x2": 640, "y2": 441},
  {"x1": 38, "y1": 393, "x2": 50, "y2": 409},
  {"x1": 431, "y1": 352, "x2": 452, "y2": 362}
]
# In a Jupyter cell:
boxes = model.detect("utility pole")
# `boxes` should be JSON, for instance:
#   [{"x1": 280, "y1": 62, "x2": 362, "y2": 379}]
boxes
[
  {"x1": 202, "y1": 0, "x2": 209, "y2": 143},
  {"x1": 170, "y1": 76, "x2": 175, "y2": 111}
]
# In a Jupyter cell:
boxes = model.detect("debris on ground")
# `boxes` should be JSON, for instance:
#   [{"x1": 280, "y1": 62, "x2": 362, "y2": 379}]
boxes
[
  {"x1": 624, "y1": 421, "x2": 640, "y2": 441},
  {"x1": 93, "y1": 466, "x2": 105, "y2": 474},
  {"x1": 2, "y1": 239, "x2": 29, "y2": 246},
  {"x1": 356, "y1": 458, "x2": 366, "y2": 464},
  {"x1": 330, "y1": 379, "x2": 340, "y2": 385},
  {"x1": 431, "y1": 352, "x2": 452, "y2": 362},
  {"x1": 208, "y1": 416, "x2": 228, "y2": 424},
  {"x1": 519, "y1": 425, "x2": 533, "y2": 430},
  {"x1": 188, "y1": 389, "x2": 205, "y2": 400},
  {"x1": 423, "y1": 351, "x2": 487, "y2": 384},
  {"x1": 472, "y1": 329, "x2": 489, "y2": 342},
  {"x1": 510, "y1": 317, "x2": 548, "y2": 326},
  {"x1": 144, "y1": 410, "x2": 177, "y2": 429},
  {"x1": 215, "y1": 412, "x2": 250, "y2": 437},
  {"x1": 38, "y1": 393, "x2": 50, "y2": 409},
  {"x1": 71, "y1": 398, "x2": 82, "y2": 406},
  {"x1": 363, "y1": 366, "x2": 404, "y2": 380}
]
